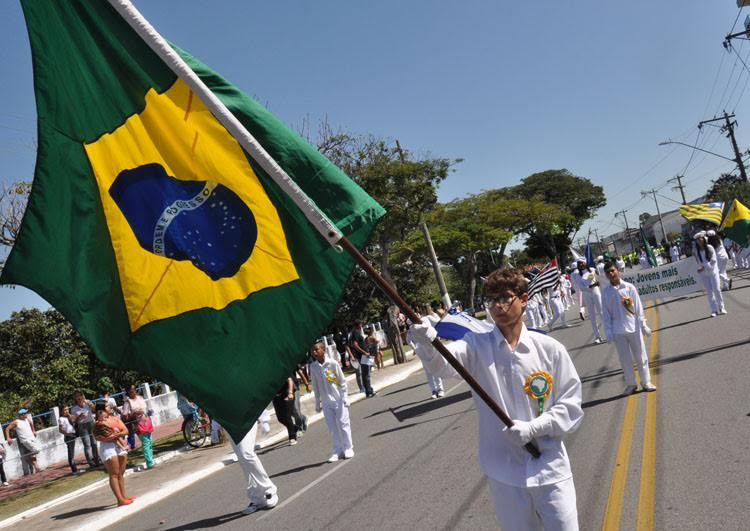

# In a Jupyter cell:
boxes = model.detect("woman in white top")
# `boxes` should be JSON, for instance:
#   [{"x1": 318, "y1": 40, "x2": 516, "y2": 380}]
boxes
[
  {"x1": 58, "y1": 405, "x2": 79, "y2": 474},
  {"x1": 122, "y1": 384, "x2": 155, "y2": 469},
  {"x1": 693, "y1": 231, "x2": 726, "y2": 317},
  {"x1": 4, "y1": 409, "x2": 41, "y2": 475}
]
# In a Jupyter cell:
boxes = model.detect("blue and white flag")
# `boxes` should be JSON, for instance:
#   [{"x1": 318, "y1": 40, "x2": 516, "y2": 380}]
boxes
[{"x1": 435, "y1": 312, "x2": 494, "y2": 340}]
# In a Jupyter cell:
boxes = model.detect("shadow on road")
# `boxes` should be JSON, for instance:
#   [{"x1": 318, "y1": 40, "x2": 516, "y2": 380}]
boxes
[
  {"x1": 654, "y1": 315, "x2": 713, "y2": 333},
  {"x1": 650, "y1": 337, "x2": 750, "y2": 369},
  {"x1": 382, "y1": 382, "x2": 426, "y2": 397},
  {"x1": 582, "y1": 394, "x2": 627, "y2": 409},
  {"x1": 271, "y1": 460, "x2": 327, "y2": 479},
  {"x1": 51, "y1": 505, "x2": 111, "y2": 520},
  {"x1": 158, "y1": 511, "x2": 246, "y2": 530},
  {"x1": 390, "y1": 391, "x2": 472, "y2": 422}
]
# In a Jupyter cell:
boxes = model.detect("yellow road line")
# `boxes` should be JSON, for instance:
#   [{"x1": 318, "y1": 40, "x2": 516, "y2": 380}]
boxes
[{"x1": 636, "y1": 307, "x2": 659, "y2": 530}]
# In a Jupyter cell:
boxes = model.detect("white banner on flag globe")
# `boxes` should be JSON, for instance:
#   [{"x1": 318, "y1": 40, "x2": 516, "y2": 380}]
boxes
[
  {"x1": 619, "y1": 258, "x2": 703, "y2": 301},
  {"x1": 435, "y1": 312, "x2": 494, "y2": 340}
]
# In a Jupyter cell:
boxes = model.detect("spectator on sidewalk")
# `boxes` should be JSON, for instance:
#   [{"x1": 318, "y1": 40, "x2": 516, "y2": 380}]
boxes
[
  {"x1": 4, "y1": 408, "x2": 42, "y2": 475},
  {"x1": 102, "y1": 391, "x2": 120, "y2": 415},
  {"x1": 93, "y1": 403, "x2": 133, "y2": 506},
  {"x1": 350, "y1": 322, "x2": 375, "y2": 397},
  {"x1": 0, "y1": 441, "x2": 8, "y2": 485},
  {"x1": 366, "y1": 327, "x2": 384, "y2": 370},
  {"x1": 292, "y1": 362, "x2": 309, "y2": 434},
  {"x1": 71, "y1": 390, "x2": 102, "y2": 468},
  {"x1": 122, "y1": 384, "x2": 155, "y2": 469},
  {"x1": 58, "y1": 405, "x2": 79, "y2": 474},
  {"x1": 272, "y1": 376, "x2": 300, "y2": 445},
  {"x1": 310, "y1": 341, "x2": 354, "y2": 462},
  {"x1": 347, "y1": 324, "x2": 367, "y2": 394}
]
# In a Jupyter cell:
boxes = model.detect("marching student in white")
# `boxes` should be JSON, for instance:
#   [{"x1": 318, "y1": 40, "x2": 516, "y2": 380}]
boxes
[
  {"x1": 614, "y1": 255, "x2": 626, "y2": 272},
  {"x1": 410, "y1": 267, "x2": 583, "y2": 531},
  {"x1": 407, "y1": 307, "x2": 444, "y2": 399},
  {"x1": 601, "y1": 262, "x2": 657, "y2": 395},
  {"x1": 570, "y1": 258, "x2": 606, "y2": 344},
  {"x1": 229, "y1": 422, "x2": 279, "y2": 514},
  {"x1": 547, "y1": 285, "x2": 570, "y2": 331},
  {"x1": 706, "y1": 230, "x2": 731, "y2": 291},
  {"x1": 669, "y1": 243, "x2": 681, "y2": 263},
  {"x1": 309, "y1": 341, "x2": 354, "y2": 462},
  {"x1": 560, "y1": 273, "x2": 573, "y2": 309},
  {"x1": 693, "y1": 231, "x2": 727, "y2": 317},
  {"x1": 525, "y1": 296, "x2": 540, "y2": 329},
  {"x1": 595, "y1": 256, "x2": 605, "y2": 278}
]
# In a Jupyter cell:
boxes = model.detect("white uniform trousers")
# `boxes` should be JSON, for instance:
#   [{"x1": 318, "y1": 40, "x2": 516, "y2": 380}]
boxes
[
  {"x1": 525, "y1": 306, "x2": 538, "y2": 329},
  {"x1": 563, "y1": 288, "x2": 573, "y2": 309},
  {"x1": 537, "y1": 303, "x2": 548, "y2": 324},
  {"x1": 582, "y1": 292, "x2": 604, "y2": 339},
  {"x1": 612, "y1": 331, "x2": 653, "y2": 387},
  {"x1": 699, "y1": 272, "x2": 725, "y2": 314},
  {"x1": 229, "y1": 423, "x2": 278, "y2": 505},
  {"x1": 323, "y1": 402, "x2": 353, "y2": 456},
  {"x1": 548, "y1": 297, "x2": 568, "y2": 329},
  {"x1": 716, "y1": 253, "x2": 730, "y2": 290},
  {"x1": 423, "y1": 366, "x2": 443, "y2": 394},
  {"x1": 488, "y1": 476, "x2": 579, "y2": 531}
]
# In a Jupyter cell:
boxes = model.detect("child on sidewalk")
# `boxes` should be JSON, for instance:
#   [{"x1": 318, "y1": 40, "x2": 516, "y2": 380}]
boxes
[{"x1": 309, "y1": 341, "x2": 354, "y2": 463}]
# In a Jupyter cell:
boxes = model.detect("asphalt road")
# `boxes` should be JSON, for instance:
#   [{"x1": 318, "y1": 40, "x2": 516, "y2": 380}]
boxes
[{"x1": 111, "y1": 267, "x2": 750, "y2": 531}]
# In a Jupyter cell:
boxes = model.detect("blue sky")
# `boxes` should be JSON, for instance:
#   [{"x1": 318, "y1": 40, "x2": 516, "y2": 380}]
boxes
[{"x1": 1, "y1": 0, "x2": 747, "y2": 318}]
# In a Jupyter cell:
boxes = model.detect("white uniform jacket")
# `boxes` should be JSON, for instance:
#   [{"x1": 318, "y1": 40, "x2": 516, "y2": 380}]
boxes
[
  {"x1": 571, "y1": 268, "x2": 600, "y2": 299},
  {"x1": 601, "y1": 280, "x2": 645, "y2": 338},
  {"x1": 309, "y1": 359, "x2": 348, "y2": 410},
  {"x1": 423, "y1": 325, "x2": 583, "y2": 488}
]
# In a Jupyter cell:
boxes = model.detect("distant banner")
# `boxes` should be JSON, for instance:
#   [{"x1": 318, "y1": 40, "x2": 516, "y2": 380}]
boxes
[{"x1": 620, "y1": 259, "x2": 703, "y2": 301}]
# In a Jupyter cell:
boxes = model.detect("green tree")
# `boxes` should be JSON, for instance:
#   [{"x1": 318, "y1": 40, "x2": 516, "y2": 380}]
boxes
[
  {"x1": 0, "y1": 308, "x2": 148, "y2": 424},
  {"x1": 510, "y1": 169, "x2": 606, "y2": 257},
  {"x1": 706, "y1": 173, "x2": 750, "y2": 207}
]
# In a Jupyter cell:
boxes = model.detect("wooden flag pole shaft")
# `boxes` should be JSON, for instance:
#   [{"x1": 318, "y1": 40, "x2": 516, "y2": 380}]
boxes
[{"x1": 337, "y1": 236, "x2": 541, "y2": 458}]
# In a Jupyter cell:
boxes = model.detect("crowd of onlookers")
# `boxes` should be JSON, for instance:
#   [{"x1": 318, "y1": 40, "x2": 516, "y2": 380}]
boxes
[{"x1": 0, "y1": 384, "x2": 156, "y2": 490}]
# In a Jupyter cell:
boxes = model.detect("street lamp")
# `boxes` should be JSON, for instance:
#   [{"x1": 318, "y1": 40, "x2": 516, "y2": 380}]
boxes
[{"x1": 657, "y1": 140, "x2": 736, "y2": 162}]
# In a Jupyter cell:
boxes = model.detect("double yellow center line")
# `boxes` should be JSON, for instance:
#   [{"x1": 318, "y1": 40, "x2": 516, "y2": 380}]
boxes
[{"x1": 602, "y1": 306, "x2": 659, "y2": 531}]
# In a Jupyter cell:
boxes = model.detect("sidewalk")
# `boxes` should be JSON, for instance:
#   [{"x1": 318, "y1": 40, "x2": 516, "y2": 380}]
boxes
[
  {"x1": 0, "y1": 418, "x2": 183, "y2": 504},
  {"x1": 0, "y1": 348, "x2": 425, "y2": 530}
]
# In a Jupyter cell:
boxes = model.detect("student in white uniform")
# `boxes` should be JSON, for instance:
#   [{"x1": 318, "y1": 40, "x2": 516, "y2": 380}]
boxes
[
  {"x1": 693, "y1": 231, "x2": 727, "y2": 317},
  {"x1": 310, "y1": 341, "x2": 354, "y2": 462},
  {"x1": 547, "y1": 284, "x2": 570, "y2": 331},
  {"x1": 570, "y1": 258, "x2": 606, "y2": 344},
  {"x1": 560, "y1": 273, "x2": 573, "y2": 309},
  {"x1": 615, "y1": 255, "x2": 626, "y2": 272},
  {"x1": 638, "y1": 251, "x2": 651, "y2": 270},
  {"x1": 408, "y1": 307, "x2": 444, "y2": 398},
  {"x1": 525, "y1": 296, "x2": 540, "y2": 329},
  {"x1": 706, "y1": 230, "x2": 731, "y2": 290},
  {"x1": 410, "y1": 267, "x2": 583, "y2": 530},
  {"x1": 601, "y1": 262, "x2": 657, "y2": 395},
  {"x1": 229, "y1": 422, "x2": 279, "y2": 514},
  {"x1": 670, "y1": 243, "x2": 680, "y2": 263},
  {"x1": 595, "y1": 256, "x2": 605, "y2": 279}
]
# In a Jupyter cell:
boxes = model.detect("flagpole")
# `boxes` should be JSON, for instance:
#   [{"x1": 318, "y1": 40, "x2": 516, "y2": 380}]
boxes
[
  {"x1": 107, "y1": 0, "x2": 343, "y2": 247},
  {"x1": 338, "y1": 237, "x2": 541, "y2": 458},
  {"x1": 108, "y1": 0, "x2": 540, "y2": 458}
]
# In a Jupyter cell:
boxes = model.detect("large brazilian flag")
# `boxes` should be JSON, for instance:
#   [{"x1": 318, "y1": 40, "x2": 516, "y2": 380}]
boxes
[
  {"x1": 1, "y1": 1, "x2": 385, "y2": 439},
  {"x1": 719, "y1": 199, "x2": 750, "y2": 247}
]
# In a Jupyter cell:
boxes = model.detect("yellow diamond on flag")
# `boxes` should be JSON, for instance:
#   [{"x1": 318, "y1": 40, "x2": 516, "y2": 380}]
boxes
[{"x1": 84, "y1": 80, "x2": 299, "y2": 331}]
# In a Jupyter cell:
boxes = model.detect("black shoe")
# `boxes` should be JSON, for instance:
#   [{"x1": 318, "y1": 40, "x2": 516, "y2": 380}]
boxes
[
  {"x1": 302, "y1": 416, "x2": 308, "y2": 431},
  {"x1": 729, "y1": 279, "x2": 733, "y2": 290}
]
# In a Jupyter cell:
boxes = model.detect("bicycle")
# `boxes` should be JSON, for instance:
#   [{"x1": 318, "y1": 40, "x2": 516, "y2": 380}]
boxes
[{"x1": 181, "y1": 408, "x2": 210, "y2": 448}]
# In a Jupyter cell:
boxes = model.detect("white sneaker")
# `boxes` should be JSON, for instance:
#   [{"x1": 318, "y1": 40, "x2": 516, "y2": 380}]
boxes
[
  {"x1": 242, "y1": 493, "x2": 278, "y2": 515},
  {"x1": 343, "y1": 449, "x2": 355, "y2": 459},
  {"x1": 719, "y1": 309, "x2": 727, "y2": 315},
  {"x1": 327, "y1": 454, "x2": 340, "y2": 463},
  {"x1": 289, "y1": 439, "x2": 298, "y2": 446},
  {"x1": 623, "y1": 385, "x2": 637, "y2": 395},
  {"x1": 594, "y1": 337, "x2": 602, "y2": 344},
  {"x1": 710, "y1": 313, "x2": 717, "y2": 317},
  {"x1": 641, "y1": 383, "x2": 657, "y2": 392},
  {"x1": 436, "y1": 391, "x2": 445, "y2": 398}
]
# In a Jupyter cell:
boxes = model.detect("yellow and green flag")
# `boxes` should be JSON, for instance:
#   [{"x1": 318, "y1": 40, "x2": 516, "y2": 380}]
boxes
[
  {"x1": 678, "y1": 201, "x2": 724, "y2": 225},
  {"x1": 1, "y1": 1, "x2": 385, "y2": 439},
  {"x1": 719, "y1": 199, "x2": 750, "y2": 246}
]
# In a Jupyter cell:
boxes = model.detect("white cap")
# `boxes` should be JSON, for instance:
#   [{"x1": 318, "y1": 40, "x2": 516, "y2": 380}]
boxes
[
  {"x1": 576, "y1": 257, "x2": 587, "y2": 263},
  {"x1": 693, "y1": 231, "x2": 706, "y2": 240},
  {"x1": 706, "y1": 230, "x2": 716, "y2": 237}
]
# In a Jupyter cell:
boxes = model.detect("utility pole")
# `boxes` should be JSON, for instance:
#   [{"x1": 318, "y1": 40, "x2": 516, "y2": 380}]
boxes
[
  {"x1": 698, "y1": 112, "x2": 748, "y2": 181},
  {"x1": 668, "y1": 174, "x2": 687, "y2": 204},
  {"x1": 420, "y1": 221, "x2": 452, "y2": 310},
  {"x1": 593, "y1": 228, "x2": 603, "y2": 256},
  {"x1": 641, "y1": 189, "x2": 669, "y2": 245},
  {"x1": 615, "y1": 210, "x2": 636, "y2": 253}
]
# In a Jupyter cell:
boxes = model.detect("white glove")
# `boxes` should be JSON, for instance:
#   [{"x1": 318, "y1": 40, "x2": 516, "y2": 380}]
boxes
[
  {"x1": 409, "y1": 323, "x2": 437, "y2": 346},
  {"x1": 505, "y1": 420, "x2": 534, "y2": 446},
  {"x1": 642, "y1": 324, "x2": 652, "y2": 336}
]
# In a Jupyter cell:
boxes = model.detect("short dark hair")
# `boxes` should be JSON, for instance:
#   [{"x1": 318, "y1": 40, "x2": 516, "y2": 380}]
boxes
[
  {"x1": 603, "y1": 261, "x2": 617, "y2": 272},
  {"x1": 483, "y1": 267, "x2": 529, "y2": 297}
]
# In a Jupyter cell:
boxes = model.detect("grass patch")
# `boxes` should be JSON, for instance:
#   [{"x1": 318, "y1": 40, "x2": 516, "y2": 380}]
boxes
[{"x1": 0, "y1": 430, "x2": 186, "y2": 520}]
